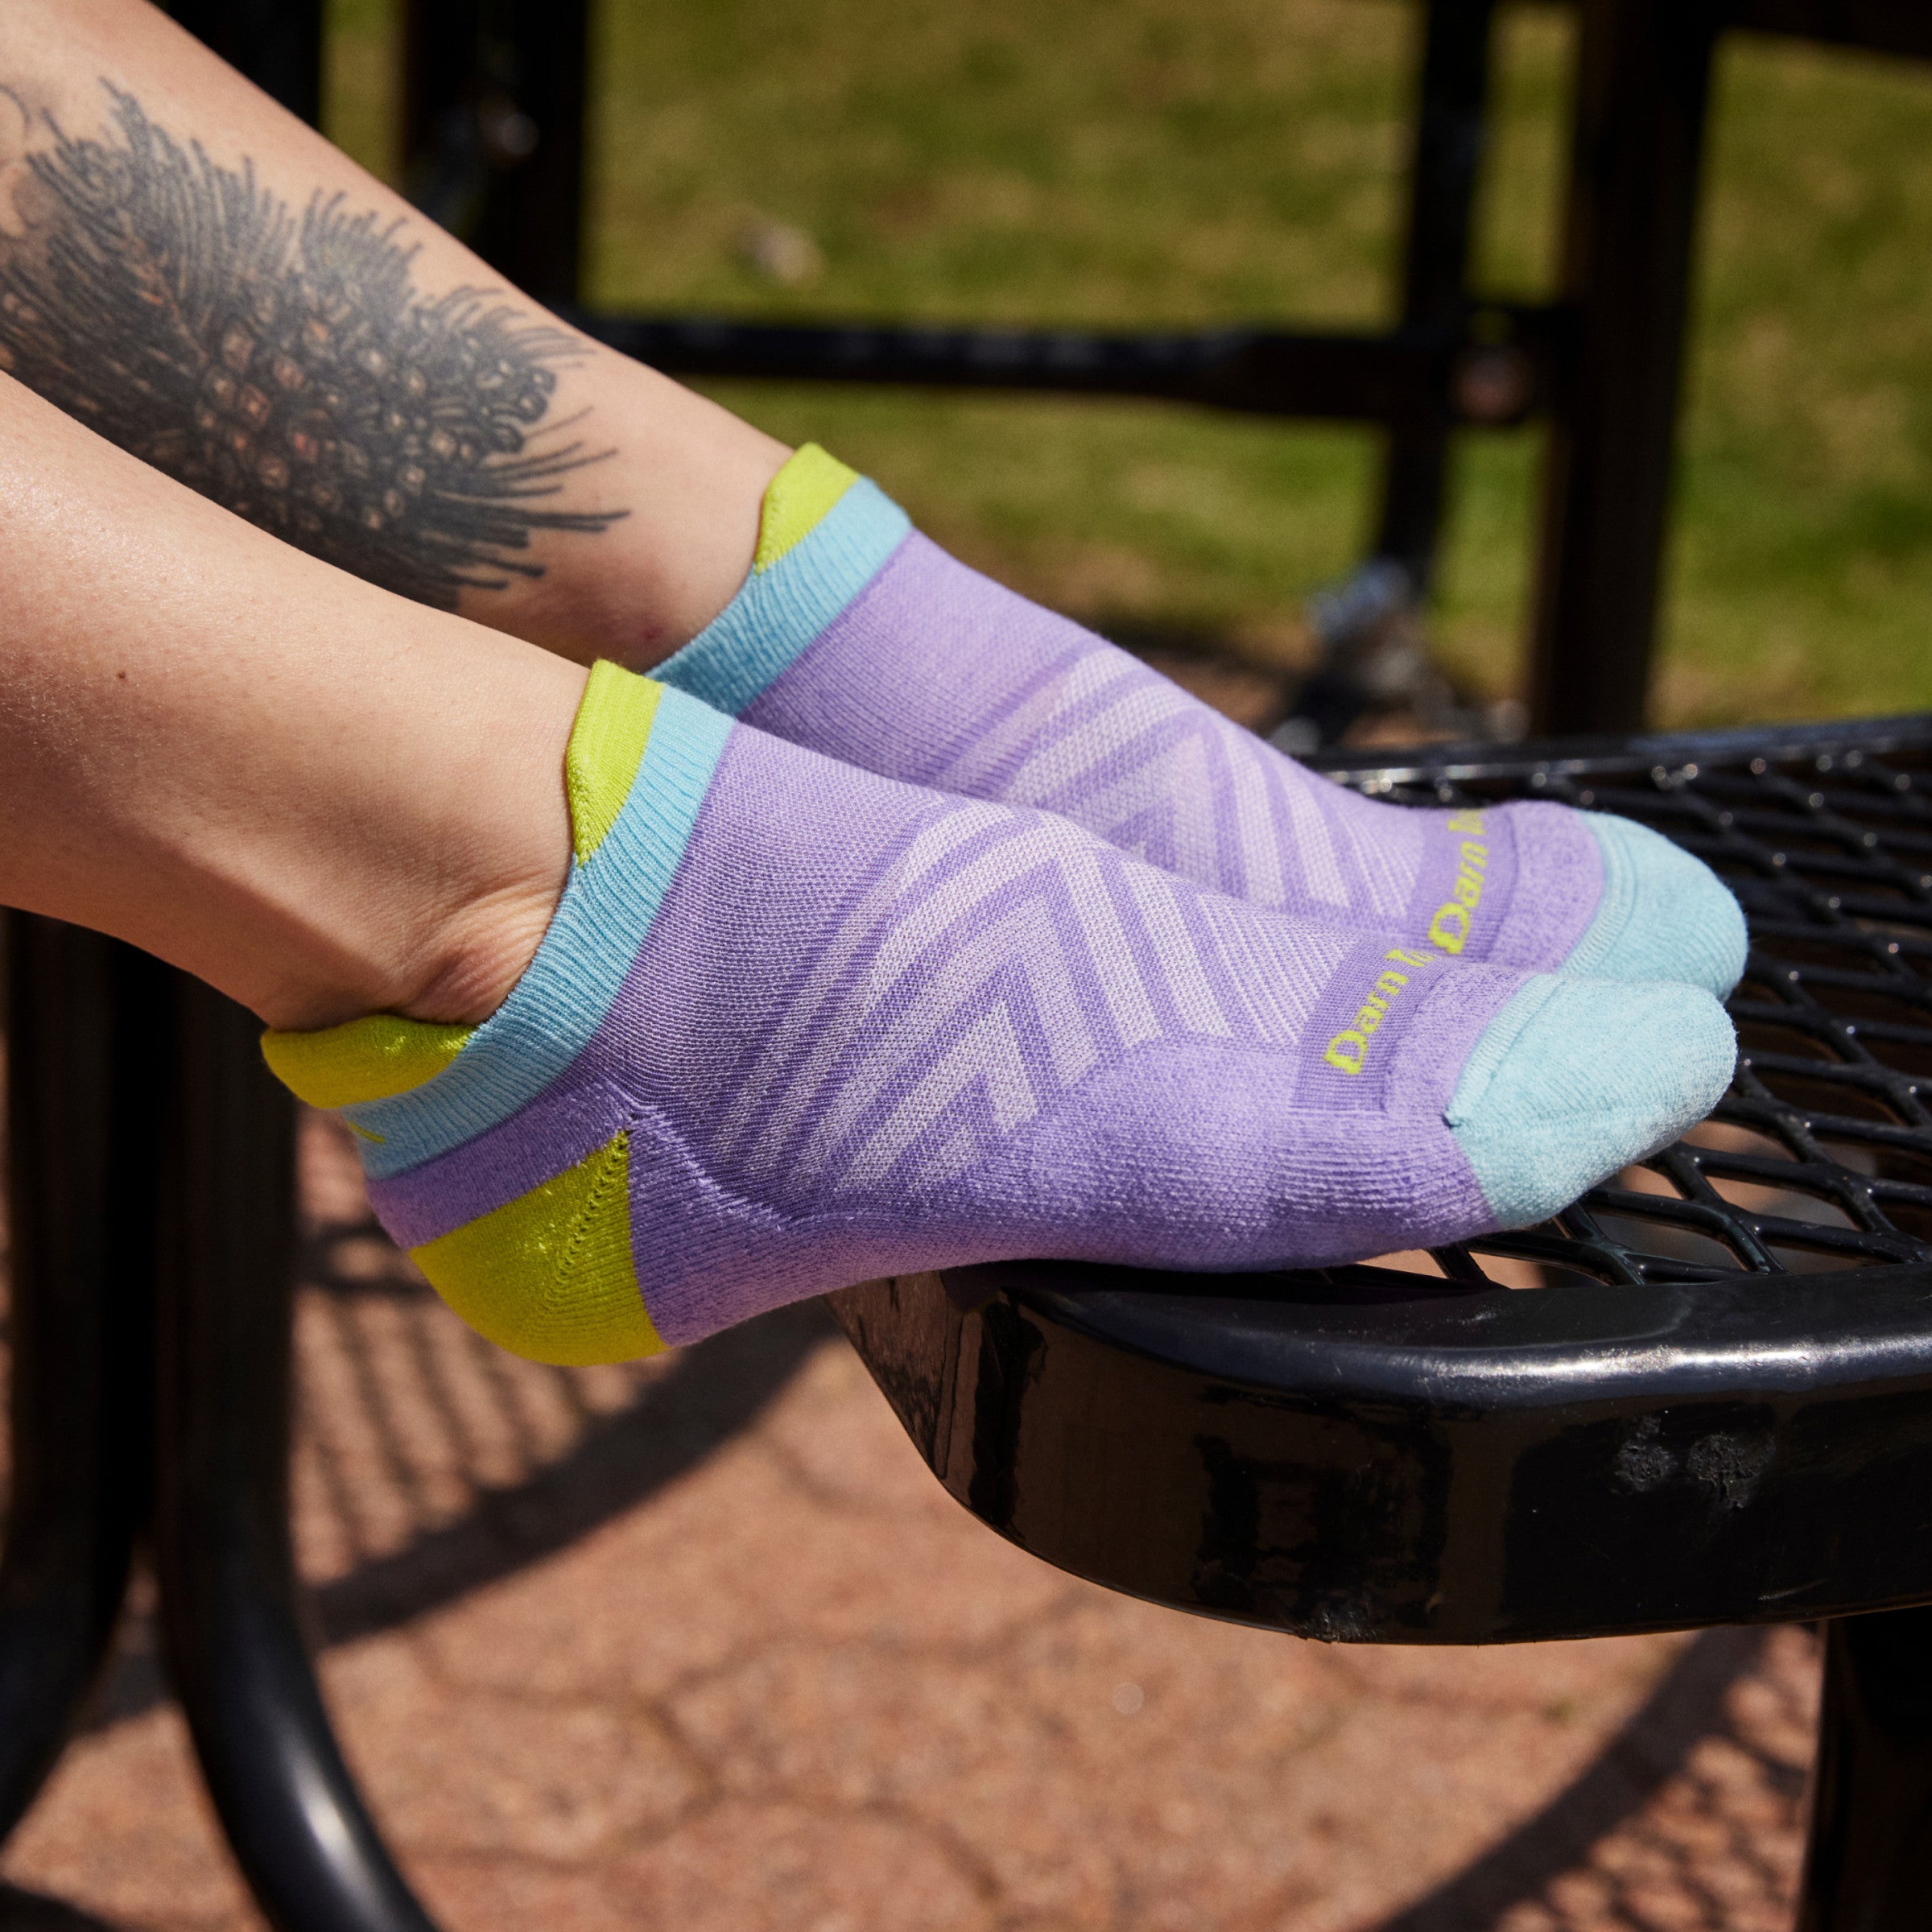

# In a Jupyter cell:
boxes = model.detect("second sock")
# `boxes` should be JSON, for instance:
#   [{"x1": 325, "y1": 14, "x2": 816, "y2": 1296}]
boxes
[{"x1": 652, "y1": 446, "x2": 1746, "y2": 997}]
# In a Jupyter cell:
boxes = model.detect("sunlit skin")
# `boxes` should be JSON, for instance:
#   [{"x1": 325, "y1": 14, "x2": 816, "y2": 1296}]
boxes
[
  {"x1": 0, "y1": 369, "x2": 582, "y2": 1030},
  {"x1": 0, "y1": 0, "x2": 787, "y2": 665}
]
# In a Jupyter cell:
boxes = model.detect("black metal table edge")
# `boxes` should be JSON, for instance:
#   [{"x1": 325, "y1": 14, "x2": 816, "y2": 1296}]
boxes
[{"x1": 996, "y1": 1261, "x2": 1932, "y2": 1413}]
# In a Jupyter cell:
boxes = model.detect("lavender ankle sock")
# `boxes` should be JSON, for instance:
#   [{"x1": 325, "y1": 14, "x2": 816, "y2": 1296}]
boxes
[
  {"x1": 654, "y1": 447, "x2": 1747, "y2": 997},
  {"x1": 262, "y1": 664, "x2": 1733, "y2": 1364}
]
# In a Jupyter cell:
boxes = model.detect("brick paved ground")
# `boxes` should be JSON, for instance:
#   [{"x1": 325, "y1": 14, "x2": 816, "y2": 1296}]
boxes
[{"x1": 0, "y1": 1110, "x2": 1818, "y2": 1932}]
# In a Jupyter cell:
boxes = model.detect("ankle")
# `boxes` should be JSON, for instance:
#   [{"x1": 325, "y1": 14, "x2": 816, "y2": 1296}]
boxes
[
  {"x1": 251, "y1": 654, "x2": 584, "y2": 1035},
  {"x1": 391, "y1": 874, "x2": 563, "y2": 1028},
  {"x1": 252, "y1": 850, "x2": 564, "y2": 1035},
  {"x1": 461, "y1": 357, "x2": 789, "y2": 672}
]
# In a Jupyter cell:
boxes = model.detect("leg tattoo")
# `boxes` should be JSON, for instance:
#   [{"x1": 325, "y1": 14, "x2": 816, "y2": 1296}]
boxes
[{"x1": 0, "y1": 83, "x2": 622, "y2": 606}]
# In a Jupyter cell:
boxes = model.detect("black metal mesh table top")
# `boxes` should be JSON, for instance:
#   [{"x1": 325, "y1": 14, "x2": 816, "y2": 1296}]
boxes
[
  {"x1": 1313, "y1": 709, "x2": 1932, "y2": 1293},
  {"x1": 831, "y1": 712, "x2": 1932, "y2": 1641}
]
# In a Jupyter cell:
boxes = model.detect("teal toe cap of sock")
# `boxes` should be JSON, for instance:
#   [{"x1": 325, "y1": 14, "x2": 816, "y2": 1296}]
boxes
[
  {"x1": 1562, "y1": 812, "x2": 1748, "y2": 998},
  {"x1": 1447, "y1": 975, "x2": 1736, "y2": 1230}
]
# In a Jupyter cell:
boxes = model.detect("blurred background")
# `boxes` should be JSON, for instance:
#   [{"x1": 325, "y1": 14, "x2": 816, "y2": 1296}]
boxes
[{"x1": 326, "y1": 0, "x2": 1932, "y2": 733}]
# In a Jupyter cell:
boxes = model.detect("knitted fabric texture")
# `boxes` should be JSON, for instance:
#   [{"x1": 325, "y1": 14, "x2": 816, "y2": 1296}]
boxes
[
  {"x1": 263, "y1": 664, "x2": 1736, "y2": 1365},
  {"x1": 654, "y1": 447, "x2": 1747, "y2": 998}
]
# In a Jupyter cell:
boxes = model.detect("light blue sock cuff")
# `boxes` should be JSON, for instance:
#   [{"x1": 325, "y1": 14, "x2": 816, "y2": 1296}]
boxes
[
  {"x1": 654, "y1": 477, "x2": 911, "y2": 716},
  {"x1": 347, "y1": 686, "x2": 733, "y2": 1180}
]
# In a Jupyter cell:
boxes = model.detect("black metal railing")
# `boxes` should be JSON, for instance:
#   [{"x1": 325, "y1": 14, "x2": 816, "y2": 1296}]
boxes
[{"x1": 158, "y1": 1, "x2": 1932, "y2": 741}]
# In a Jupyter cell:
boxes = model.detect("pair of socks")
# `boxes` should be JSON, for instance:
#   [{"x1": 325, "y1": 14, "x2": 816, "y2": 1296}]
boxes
[{"x1": 266, "y1": 454, "x2": 1744, "y2": 1365}]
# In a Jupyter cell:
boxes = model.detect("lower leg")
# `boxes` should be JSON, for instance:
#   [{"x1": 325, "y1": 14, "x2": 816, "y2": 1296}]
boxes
[
  {"x1": 0, "y1": 0, "x2": 783, "y2": 660},
  {"x1": 0, "y1": 371, "x2": 576, "y2": 1030}
]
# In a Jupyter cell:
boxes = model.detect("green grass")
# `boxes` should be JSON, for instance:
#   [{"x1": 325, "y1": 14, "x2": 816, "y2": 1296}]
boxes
[{"x1": 326, "y1": 0, "x2": 1932, "y2": 727}]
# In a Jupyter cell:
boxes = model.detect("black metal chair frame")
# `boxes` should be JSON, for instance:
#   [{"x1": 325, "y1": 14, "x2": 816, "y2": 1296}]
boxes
[
  {"x1": 185, "y1": 0, "x2": 1932, "y2": 738},
  {"x1": 7, "y1": 5, "x2": 1932, "y2": 1930}
]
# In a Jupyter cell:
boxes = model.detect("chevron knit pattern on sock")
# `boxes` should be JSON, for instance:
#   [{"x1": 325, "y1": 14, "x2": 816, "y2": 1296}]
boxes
[
  {"x1": 654, "y1": 446, "x2": 1747, "y2": 997},
  {"x1": 262, "y1": 663, "x2": 1736, "y2": 1366}
]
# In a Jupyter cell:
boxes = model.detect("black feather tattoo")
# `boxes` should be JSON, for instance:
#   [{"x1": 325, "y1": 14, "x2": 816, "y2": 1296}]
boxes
[{"x1": 0, "y1": 84, "x2": 621, "y2": 608}]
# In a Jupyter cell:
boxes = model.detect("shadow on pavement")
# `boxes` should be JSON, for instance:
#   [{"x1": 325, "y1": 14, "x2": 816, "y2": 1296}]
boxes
[
  {"x1": 312, "y1": 1295, "x2": 836, "y2": 1647},
  {"x1": 1373, "y1": 1622, "x2": 1802, "y2": 1930},
  {"x1": 6, "y1": 1120, "x2": 1807, "y2": 1930},
  {"x1": 80, "y1": 1293, "x2": 834, "y2": 1732}
]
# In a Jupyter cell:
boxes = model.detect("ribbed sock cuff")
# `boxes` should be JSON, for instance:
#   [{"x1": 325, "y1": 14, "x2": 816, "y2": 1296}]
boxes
[
  {"x1": 654, "y1": 444, "x2": 912, "y2": 716},
  {"x1": 263, "y1": 666, "x2": 732, "y2": 1181}
]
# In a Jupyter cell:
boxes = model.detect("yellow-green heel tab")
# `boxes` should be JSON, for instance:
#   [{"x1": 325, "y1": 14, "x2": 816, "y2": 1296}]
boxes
[
  {"x1": 411, "y1": 1132, "x2": 666, "y2": 1364},
  {"x1": 567, "y1": 663, "x2": 663, "y2": 862},
  {"x1": 262, "y1": 1013, "x2": 475, "y2": 1110},
  {"x1": 648, "y1": 452, "x2": 909, "y2": 719},
  {"x1": 753, "y1": 444, "x2": 859, "y2": 573}
]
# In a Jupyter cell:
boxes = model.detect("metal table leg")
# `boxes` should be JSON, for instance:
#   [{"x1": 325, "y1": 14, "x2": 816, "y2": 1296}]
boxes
[
  {"x1": 1528, "y1": 0, "x2": 1721, "y2": 733},
  {"x1": 1797, "y1": 1604, "x2": 1932, "y2": 1932},
  {"x1": 150, "y1": 961, "x2": 440, "y2": 1932},
  {"x1": 0, "y1": 917, "x2": 153, "y2": 1838},
  {"x1": 1375, "y1": 0, "x2": 1497, "y2": 590}
]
